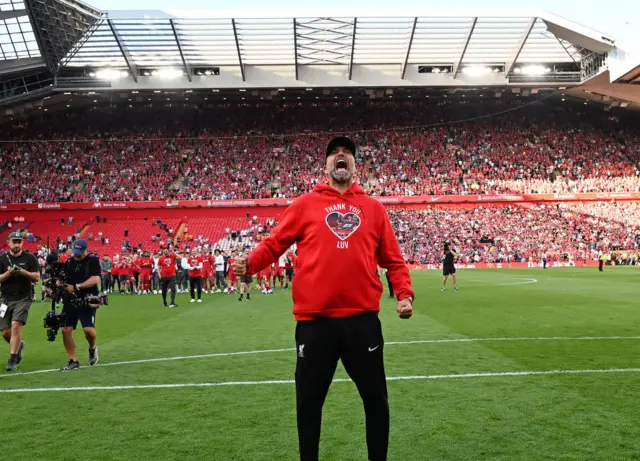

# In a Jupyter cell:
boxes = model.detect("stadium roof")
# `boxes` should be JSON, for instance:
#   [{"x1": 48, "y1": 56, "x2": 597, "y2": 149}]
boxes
[
  {"x1": 0, "y1": 7, "x2": 615, "y2": 75},
  {"x1": 2, "y1": 6, "x2": 639, "y2": 115},
  {"x1": 64, "y1": 9, "x2": 614, "y2": 72}
]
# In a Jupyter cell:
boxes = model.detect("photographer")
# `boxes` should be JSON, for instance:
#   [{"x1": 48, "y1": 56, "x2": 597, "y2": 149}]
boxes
[
  {"x1": 61, "y1": 239, "x2": 102, "y2": 371},
  {"x1": 0, "y1": 232, "x2": 40, "y2": 371}
]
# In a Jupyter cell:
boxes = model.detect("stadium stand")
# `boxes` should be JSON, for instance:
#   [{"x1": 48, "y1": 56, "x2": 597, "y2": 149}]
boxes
[
  {"x1": 0, "y1": 101, "x2": 638, "y2": 264},
  {"x1": 1, "y1": 101, "x2": 639, "y2": 204},
  {"x1": 388, "y1": 201, "x2": 640, "y2": 265}
]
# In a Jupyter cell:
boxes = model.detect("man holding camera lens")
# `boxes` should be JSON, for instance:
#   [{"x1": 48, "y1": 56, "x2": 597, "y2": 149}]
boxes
[
  {"x1": 1, "y1": 232, "x2": 40, "y2": 371},
  {"x1": 61, "y1": 239, "x2": 102, "y2": 371}
]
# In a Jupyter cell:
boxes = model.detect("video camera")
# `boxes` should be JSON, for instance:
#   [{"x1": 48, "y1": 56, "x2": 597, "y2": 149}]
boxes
[
  {"x1": 68, "y1": 293, "x2": 109, "y2": 309},
  {"x1": 42, "y1": 261, "x2": 67, "y2": 342}
]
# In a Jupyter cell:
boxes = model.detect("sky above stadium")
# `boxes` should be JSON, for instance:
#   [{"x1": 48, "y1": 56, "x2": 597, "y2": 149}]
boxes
[{"x1": 95, "y1": 0, "x2": 638, "y2": 51}]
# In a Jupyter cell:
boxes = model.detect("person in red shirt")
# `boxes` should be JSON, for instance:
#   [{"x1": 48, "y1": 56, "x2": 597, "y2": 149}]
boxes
[
  {"x1": 158, "y1": 248, "x2": 178, "y2": 308},
  {"x1": 122, "y1": 256, "x2": 133, "y2": 294},
  {"x1": 187, "y1": 249, "x2": 204, "y2": 303},
  {"x1": 284, "y1": 250, "x2": 297, "y2": 289},
  {"x1": 59, "y1": 248, "x2": 72, "y2": 263},
  {"x1": 131, "y1": 254, "x2": 142, "y2": 295},
  {"x1": 202, "y1": 252, "x2": 212, "y2": 294},
  {"x1": 233, "y1": 136, "x2": 414, "y2": 461},
  {"x1": 256, "y1": 268, "x2": 264, "y2": 292},
  {"x1": 138, "y1": 251, "x2": 154, "y2": 294},
  {"x1": 114, "y1": 256, "x2": 129, "y2": 294},
  {"x1": 237, "y1": 249, "x2": 253, "y2": 301},
  {"x1": 261, "y1": 263, "x2": 273, "y2": 294},
  {"x1": 227, "y1": 249, "x2": 238, "y2": 294},
  {"x1": 111, "y1": 255, "x2": 121, "y2": 293}
]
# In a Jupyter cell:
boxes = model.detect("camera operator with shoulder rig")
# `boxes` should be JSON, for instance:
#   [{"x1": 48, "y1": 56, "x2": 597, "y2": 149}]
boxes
[
  {"x1": 0, "y1": 232, "x2": 40, "y2": 372},
  {"x1": 61, "y1": 239, "x2": 103, "y2": 371}
]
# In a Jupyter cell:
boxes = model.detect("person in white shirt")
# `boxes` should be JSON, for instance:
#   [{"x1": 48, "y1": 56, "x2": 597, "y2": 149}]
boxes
[
  {"x1": 276, "y1": 253, "x2": 288, "y2": 290},
  {"x1": 214, "y1": 249, "x2": 227, "y2": 293},
  {"x1": 152, "y1": 253, "x2": 160, "y2": 294}
]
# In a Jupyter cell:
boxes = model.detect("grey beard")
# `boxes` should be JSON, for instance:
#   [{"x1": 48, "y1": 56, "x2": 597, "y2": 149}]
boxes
[{"x1": 330, "y1": 169, "x2": 353, "y2": 184}]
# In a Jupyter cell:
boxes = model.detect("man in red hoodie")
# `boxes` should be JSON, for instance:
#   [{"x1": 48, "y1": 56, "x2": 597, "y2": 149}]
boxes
[{"x1": 234, "y1": 136, "x2": 414, "y2": 461}]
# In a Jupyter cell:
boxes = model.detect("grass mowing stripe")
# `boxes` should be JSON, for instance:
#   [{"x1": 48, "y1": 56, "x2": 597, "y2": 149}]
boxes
[
  {"x1": 2, "y1": 368, "x2": 640, "y2": 393},
  {"x1": 2, "y1": 335, "x2": 640, "y2": 379}
]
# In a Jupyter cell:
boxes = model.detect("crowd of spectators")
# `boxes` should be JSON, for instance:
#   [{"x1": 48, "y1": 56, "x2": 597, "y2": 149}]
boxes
[
  {"x1": 387, "y1": 201, "x2": 640, "y2": 265},
  {"x1": 1, "y1": 99, "x2": 639, "y2": 204}
]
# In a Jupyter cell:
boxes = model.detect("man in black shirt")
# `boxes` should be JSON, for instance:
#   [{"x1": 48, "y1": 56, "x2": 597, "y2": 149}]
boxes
[
  {"x1": 61, "y1": 239, "x2": 102, "y2": 371},
  {"x1": 441, "y1": 244, "x2": 458, "y2": 292},
  {"x1": 0, "y1": 232, "x2": 40, "y2": 371}
]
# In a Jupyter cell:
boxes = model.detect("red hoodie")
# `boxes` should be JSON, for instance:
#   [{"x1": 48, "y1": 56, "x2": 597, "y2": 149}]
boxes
[{"x1": 246, "y1": 183, "x2": 414, "y2": 321}]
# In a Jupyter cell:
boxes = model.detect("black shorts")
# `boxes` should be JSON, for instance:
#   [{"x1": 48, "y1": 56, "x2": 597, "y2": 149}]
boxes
[
  {"x1": 443, "y1": 266, "x2": 456, "y2": 276},
  {"x1": 119, "y1": 274, "x2": 130, "y2": 283},
  {"x1": 286, "y1": 269, "x2": 294, "y2": 276},
  {"x1": 241, "y1": 275, "x2": 253, "y2": 284},
  {"x1": 62, "y1": 303, "x2": 97, "y2": 330}
]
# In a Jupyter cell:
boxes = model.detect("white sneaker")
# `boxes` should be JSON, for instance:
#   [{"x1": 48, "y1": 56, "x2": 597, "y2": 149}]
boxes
[
  {"x1": 215, "y1": 289, "x2": 221, "y2": 293},
  {"x1": 153, "y1": 290, "x2": 157, "y2": 294},
  {"x1": 197, "y1": 299, "x2": 202, "y2": 303},
  {"x1": 190, "y1": 299, "x2": 195, "y2": 303},
  {"x1": 224, "y1": 288, "x2": 229, "y2": 293}
]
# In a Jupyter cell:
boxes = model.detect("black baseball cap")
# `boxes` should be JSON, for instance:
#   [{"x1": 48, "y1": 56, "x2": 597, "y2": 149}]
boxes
[
  {"x1": 8, "y1": 231, "x2": 23, "y2": 241},
  {"x1": 326, "y1": 136, "x2": 357, "y2": 160}
]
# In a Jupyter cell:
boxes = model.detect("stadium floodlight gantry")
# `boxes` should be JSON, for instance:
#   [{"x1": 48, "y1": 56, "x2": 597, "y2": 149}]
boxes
[{"x1": 1, "y1": 3, "x2": 638, "y2": 111}]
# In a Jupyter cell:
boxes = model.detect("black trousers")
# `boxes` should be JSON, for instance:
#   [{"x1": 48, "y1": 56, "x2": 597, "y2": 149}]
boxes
[
  {"x1": 189, "y1": 276, "x2": 203, "y2": 300},
  {"x1": 215, "y1": 271, "x2": 227, "y2": 289},
  {"x1": 160, "y1": 276, "x2": 176, "y2": 305},
  {"x1": 101, "y1": 273, "x2": 112, "y2": 292},
  {"x1": 599, "y1": 260, "x2": 604, "y2": 271},
  {"x1": 384, "y1": 272, "x2": 394, "y2": 297},
  {"x1": 295, "y1": 312, "x2": 389, "y2": 461}
]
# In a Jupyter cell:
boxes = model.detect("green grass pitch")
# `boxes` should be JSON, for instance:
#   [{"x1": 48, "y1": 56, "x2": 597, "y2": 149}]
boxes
[{"x1": 1, "y1": 267, "x2": 639, "y2": 461}]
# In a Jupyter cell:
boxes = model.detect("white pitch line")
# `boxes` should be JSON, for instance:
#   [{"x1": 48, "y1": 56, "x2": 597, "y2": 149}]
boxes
[
  {"x1": 496, "y1": 278, "x2": 538, "y2": 286},
  {"x1": 1, "y1": 368, "x2": 639, "y2": 393},
  {"x1": 385, "y1": 336, "x2": 640, "y2": 346},
  {"x1": 462, "y1": 278, "x2": 538, "y2": 287},
  {"x1": 2, "y1": 336, "x2": 640, "y2": 379}
]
